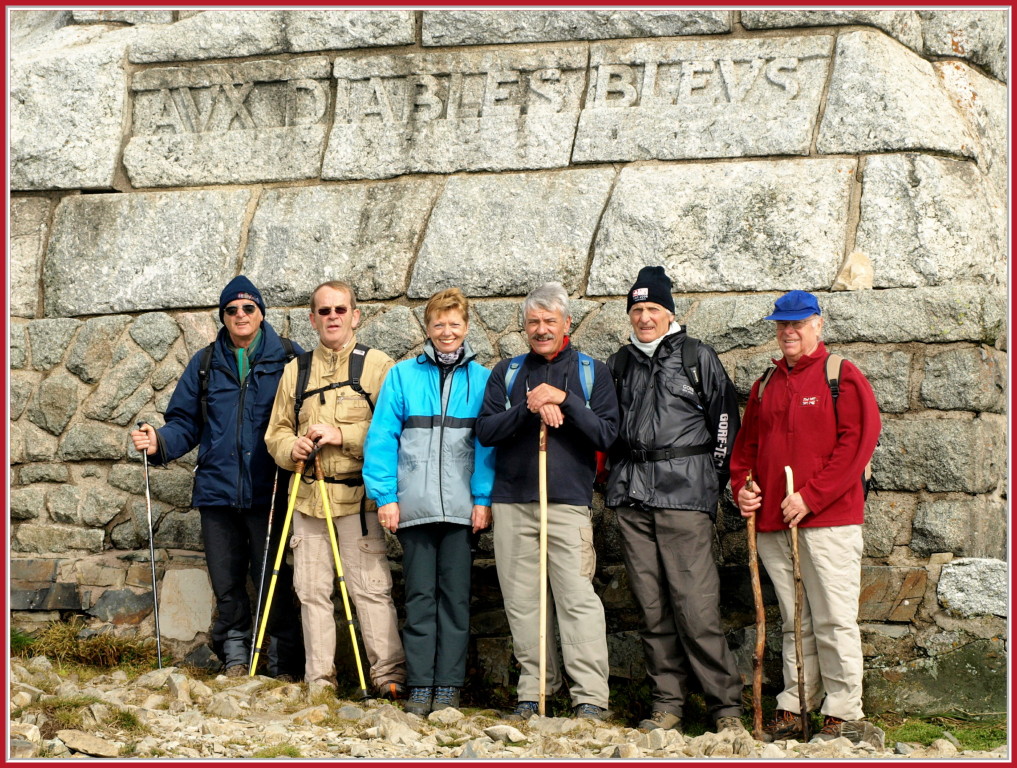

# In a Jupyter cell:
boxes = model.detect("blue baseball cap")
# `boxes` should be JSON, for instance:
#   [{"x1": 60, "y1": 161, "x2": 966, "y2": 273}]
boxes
[{"x1": 764, "y1": 290, "x2": 821, "y2": 321}]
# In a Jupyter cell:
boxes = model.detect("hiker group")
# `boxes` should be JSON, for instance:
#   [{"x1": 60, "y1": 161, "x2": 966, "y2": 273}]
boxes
[{"x1": 130, "y1": 266, "x2": 881, "y2": 743}]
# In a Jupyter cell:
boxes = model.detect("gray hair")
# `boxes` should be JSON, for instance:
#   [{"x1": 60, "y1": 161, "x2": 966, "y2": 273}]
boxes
[{"x1": 523, "y1": 282, "x2": 570, "y2": 320}]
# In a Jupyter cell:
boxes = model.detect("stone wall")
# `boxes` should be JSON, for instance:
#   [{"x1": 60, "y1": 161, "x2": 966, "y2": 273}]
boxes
[{"x1": 9, "y1": 9, "x2": 1008, "y2": 715}]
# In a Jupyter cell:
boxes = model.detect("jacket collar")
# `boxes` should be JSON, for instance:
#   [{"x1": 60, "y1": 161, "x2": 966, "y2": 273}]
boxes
[
  {"x1": 526, "y1": 338, "x2": 574, "y2": 366},
  {"x1": 422, "y1": 338, "x2": 476, "y2": 368},
  {"x1": 775, "y1": 341, "x2": 827, "y2": 373}
]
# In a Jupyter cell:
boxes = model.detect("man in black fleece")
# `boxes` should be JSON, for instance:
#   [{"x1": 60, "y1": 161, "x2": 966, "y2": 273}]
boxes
[{"x1": 476, "y1": 282, "x2": 619, "y2": 722}]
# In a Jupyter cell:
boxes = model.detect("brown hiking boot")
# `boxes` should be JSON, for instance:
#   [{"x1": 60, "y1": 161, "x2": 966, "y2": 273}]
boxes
[
  {"x1": 224, "y1": 663, "x2": 249, "y2": 678},
  {"x1": 814, "y1": 715, "x2": 846, "y2": 741},
  {"x1": 716, "y1": 716, "x2": 748, "y2": 734},
  {"x1": 638, "y1": 710, "x2": 681, "y2": 732},
  {"x1": 760, "y1": 709, "x2": 804, "y2": 743}
]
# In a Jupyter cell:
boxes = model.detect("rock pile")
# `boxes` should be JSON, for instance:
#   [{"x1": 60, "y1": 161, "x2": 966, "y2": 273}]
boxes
[{"x1": 9, "y1": 656, "x2": 1006, "y2": 760}]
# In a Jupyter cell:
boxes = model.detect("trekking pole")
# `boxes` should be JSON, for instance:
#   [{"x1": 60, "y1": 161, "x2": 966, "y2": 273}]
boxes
[
  {"x1": 785, "y1": 465, "x2": 809, "y2": 741},
  {"x1": 537, "y1": 422, "x2": 549, "y2": 717},
  {"x1": 315, "y1": 453, "x2": 370, "y2": 701},
  {"x1": 137, "y1": 422, "x2": 162, "y2": 670},
  {"x1": 252, "y1": 463, "x2": 302, "y2": 676},
  {"x1": 249, "y1": 467, "x2": 281, "y2": 675},
  {"x1": 745, "y1": 472, "x2": 765, "y2": 740}
]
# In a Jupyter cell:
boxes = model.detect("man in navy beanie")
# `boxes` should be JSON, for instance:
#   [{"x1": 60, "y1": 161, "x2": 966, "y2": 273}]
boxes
[{"x1": 131, "y1": 275, "x2": 304, "y2": 679}]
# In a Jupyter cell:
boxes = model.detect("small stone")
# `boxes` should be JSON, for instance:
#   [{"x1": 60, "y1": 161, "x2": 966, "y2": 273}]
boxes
[
  {"x1": 611, "y1": 743, "x2": 641, "y2": 758},
  {"x1": 290, "y1": 705, "x2": 329, "y2": 725},
  {"x1": 483, "y1": 725, "x2": 527, "y2": 743},
  {"x1": 56, "y1": 729, "x2": 121, "y2": 758},
  {"x1": 10, "y1": 740, "x2": 37, "y2": 758},
  {"x1": 428, "y1": 707, "x2": 465, "y2": 725},
  {"x1": 336, "y1": 704, "x2": 366, "y2": 721}
]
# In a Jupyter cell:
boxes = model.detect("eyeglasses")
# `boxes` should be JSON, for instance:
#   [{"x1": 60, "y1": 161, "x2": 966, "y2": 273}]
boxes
[
  {"x1": 224, "y1": 304, "x2": 258, "y2": 317},
  {"x1": 776, "y1": 320, "x2": 813, "y2": 331},
  {"x1": 316, "y1": 305, "x2": 350, "y2": 317}
]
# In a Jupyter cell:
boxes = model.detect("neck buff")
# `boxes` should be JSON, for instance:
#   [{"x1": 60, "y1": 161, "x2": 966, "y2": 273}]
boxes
[
  {"x1": 436, "y1": 346, "x2": 464, "y2": 366},
  {"x1": 630, "y1": 321, "x2": 682, "y2": 358}
]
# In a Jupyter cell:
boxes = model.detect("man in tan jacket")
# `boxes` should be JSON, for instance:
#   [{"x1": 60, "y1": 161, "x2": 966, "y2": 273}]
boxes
[{"x1": 266, "y1": 280, "x2": 406, "y2": 697}]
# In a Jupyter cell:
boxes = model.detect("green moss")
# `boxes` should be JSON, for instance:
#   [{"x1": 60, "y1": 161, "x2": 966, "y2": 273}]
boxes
[{"x1": 251, "y1": 744, "x2": 302, "y2": 758}]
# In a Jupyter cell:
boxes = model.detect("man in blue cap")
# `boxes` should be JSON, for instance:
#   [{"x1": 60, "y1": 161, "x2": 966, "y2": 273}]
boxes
[
  {"x1": 131, "y1": 275, "x2": 304, "y2": 679},
  {"x1": 731, "y1": 290, "x2": 881, "y2": 744}
]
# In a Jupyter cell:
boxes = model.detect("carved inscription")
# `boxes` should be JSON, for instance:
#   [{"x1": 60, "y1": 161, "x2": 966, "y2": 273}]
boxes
[{"x1": 323, "y1": 47, "x2": 587, "y2": 180}]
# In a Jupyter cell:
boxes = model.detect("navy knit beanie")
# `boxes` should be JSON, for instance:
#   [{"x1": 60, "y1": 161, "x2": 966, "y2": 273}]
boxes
[
  {"x1": 627, "y1": 266, "x2": 675, "y2": 313},
  {"x1": 219, "y1": 275, "x2": 266, "y2": 323}
]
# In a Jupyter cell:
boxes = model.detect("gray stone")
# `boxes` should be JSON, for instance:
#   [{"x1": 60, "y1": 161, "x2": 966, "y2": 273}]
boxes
[
  {"x1": 873, "y1": 416, "x2": 1004, "y2": 494},
  {"x1": 160, "y1": 569, "x2": 213, "y2": 642},
  {"x1": 59, "y1": 422, "x2": 127, "y2": 461},
  {"x1": 56, "y1": 729, "x2": 120, "y2": 758},
  {"x1": 410, "y1": 169, "x2": 614, "y2": 298},
  {"x1": 324, "y1": 46, "x2": 588, "y2": 180},
  {"x1": 356, "y1": 306, "x2": 425, "y2": 362},
  {"x1": 423, "y1": 10, "x2": 730, "y2": 46},
  {"x1": 837, "y1": 348, "x2": 911, "y2": 414},
  {"x1": 817, "y1": 31, "x2": 975, "y2": 157},
  {"x1": 73, "y1": 10, "x2": 174, "y2": 24},
  {"x1": 484, "y1": 725, "x2": 527, "y2": 744},
  {"x1": 17, "y1": 423, "x2": 59, "y2": 463},
  {"x1": 10, "y1": 34, "x2": 130, "y2": 190},
  {"x1": 88, "y1": 588, "x2": 155, "y2": 624},
  {"x1": 177, "y1": 311, "x2": 219, "y2": 360},
  {"x1": 589, "y1": 159, "x2": 853, "y2": 294},
  {"x1": 46, "y1": 484, "x2": 81, "y2": 524},
  {"x1": 27, "y1": 373, "x2": 80, "y2": 435},
  {"x1": 742, "y1": 10, "x2": 923, "y2": 50},
  {"x1": 937, "y1": 558, "x2": 1006, "y2": 617},
  {"x1": 82, "y1": 353, "x2": 155, "y2": 423},
  {"x1": 81, "y1": 486, "x2": 128, "y2": 528},
  {"x1": 571, "y1": 300, "x2": 631, "y2": 363},
  {"x1": 244, "y1": 180, "x2": 442, "y2": 304},
  {"x1": 683, "y1": 294, "x2": 777, "y2": 354},
  {"x1": 44, "y1": 190, "x2": 252, "y2": 316},
  {"x1": 862, "y1": 493, "x2": 916, "y2": 558},
  {"x1": 13, "y1": 523, "x2": 105, "y2": 554},
  {"x1": 11, "y1": 322, "x2": 28, "y2": 369},
  {"x1": 9, "y1": 10, "x2": 73, "y2": 55},
  {"x1": 111, "y1": 386, "x2": 154, "y2": 428},
  {"x1": 920, "y1": 10, "x2": 1008, "y2": 83},
  {"x1": 10, "y1": 370, "x2": 40, "y2": 420},
  {"x1": 17, "y1": 462, "x2": 70, "y2": 485},
  {"x1": 65, "y1": 316, "x2": 133, "y2": 383},
  {"x1": 10, "y1": 197, "x2": 51, "y2": 318},
  {"x1": 921, "y1": 346, "x2": 1006, "y2": 413},
  {"x1": 28, "y1": 318, "x2": 81, "y2": 370},
  {"x1": 284, "y1": 10, "x2": 415, "y2": 52},
  {"x1": 130, "y1": 313, "x2": 180, "y2": 362},
  {"x1": 855, "y1": 155, "x2": 1003, "y2": 288},
  {"x1": 125, "y1": 59, "x2": 332, "y2": 187},
  {"x1": 574, "y1": 36, "x2": 833, "y2": 163},
  {"x1": 912, "y1": 496, "x2": 1006, "y2": 559},
  {"x1": 10, "y1": 486, "x2": 46, "y2": 521},
  {"x1": 822, "y1": 286, "x2": 1000, "y2": 345},
  {"x1": 148, "y1": 466, "x2": 195, "y2": 508},
  {"x1": 473, "y1": 300, "x2": 522, "y2": 334},
  {"x1": 154, "y1": 510, "x2": 204, "y2": 551},
  {"x1": 130, "y1": 10, "x2": 287, "y2": 63}
]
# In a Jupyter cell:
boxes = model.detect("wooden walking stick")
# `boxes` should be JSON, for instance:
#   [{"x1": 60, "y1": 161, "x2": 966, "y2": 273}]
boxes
[
  {"x1": 785, "y1": 465, "x2": 809, "y2": 741},
  {"x1": 538, "y1": 423, "x2": 549, "y2": 717},
  {"x1": 745, "y1": 472, "x2": 765, "y2": 740}
]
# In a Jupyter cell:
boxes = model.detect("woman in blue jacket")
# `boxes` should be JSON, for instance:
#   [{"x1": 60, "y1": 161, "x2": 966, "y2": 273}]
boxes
[{"x1": 364, "y1": 287, "x2": 495, "y2": 716}]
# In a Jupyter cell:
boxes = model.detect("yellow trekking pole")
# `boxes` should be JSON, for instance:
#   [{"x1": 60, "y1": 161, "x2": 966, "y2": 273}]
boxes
[
  {"x1": 251, "y1": 461, "x2": 302, "y2": 676},
  {"x1": 315, "y1": 453, "x2": 370, "y2": 701}
]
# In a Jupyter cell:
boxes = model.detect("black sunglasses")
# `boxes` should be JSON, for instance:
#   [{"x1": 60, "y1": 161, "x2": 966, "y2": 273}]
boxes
[
  {"x1": 316, "y1": 305, "x2": 350, "y2": 316},
  {"x1": 224, "y1": 304, "x2": 258, "y2": 316}
]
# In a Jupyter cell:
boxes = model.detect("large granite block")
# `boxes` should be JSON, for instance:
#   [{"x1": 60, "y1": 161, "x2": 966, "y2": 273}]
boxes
[
  {"x1": 859, "y1": 565, "x2": 927, "y2": 622},
  {"x1": 423, "y1": 10, "x2": 730, "y2": 46},
  {"x1": 10, "y1": 197, "x2": 52, "y2": 318},
  {"x1": 920, "y1": 346, "x2": 1007, "y2": 414},
  {"x1": 920, "y1": 10, "x2": 1008, "y2": 83},
  {"x1": 323, "y1": 46, "x2": 587, "y2": 180},
  {"x1": 129, "y1": 10, "x2": 287, "y2": 63},
  {"x1": 72, "y1": 10, "x2": 174, "y2": 25},
  {"x1": 589, "y1": 159, "x2": 854, "y2": 294},
  {"x1": 573, "y1": 36, "x2": 833, "y2": 163},
  {"x1": 124, "y1": 58, "x2": 331, "y2": 186},
  {"x1": 44, "y1": 190, "x2": 251, "y2": 316},
  {"x1": 742, "y1": 10, "x2": 922, "y2": 50},
  {"x1": 284, "y1": 10, "x2": 414, "y2": 52}
]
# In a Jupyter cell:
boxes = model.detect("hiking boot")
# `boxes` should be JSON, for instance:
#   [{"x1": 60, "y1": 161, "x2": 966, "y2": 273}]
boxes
[
  {"x1": 504, "y1": 701, "x2": 539, "y2": 722},
  {"x1": 432, "y1": 686, "x2": 460, "y2": 711},
  {"x1": 716, "y1": 716, "x2": 748, "y2": 734},
  {"x1": 574, "y1": 703, "x2": 608, "y2": 721},
  {"x1": 813, "y1": 716, "x2": 846, "y2": 741},
  {"x1": 638, "y1": 710, "x2": 681, "y2": 732},
  {"x1": 761, "y1": 709, "x2": 804, "y2": 743},
  {"x1": 274, "y1": 673, "x2": 298, "y2": 684},
  {"x1": 224, "y1": 663, "x2": 248, "y2": 678},
  {"x1": 404, "y1": 687, "x2": 433, "y2": 717},
  {"x1": 378, "y1": 681, "x2": 406, "y2": 701}
]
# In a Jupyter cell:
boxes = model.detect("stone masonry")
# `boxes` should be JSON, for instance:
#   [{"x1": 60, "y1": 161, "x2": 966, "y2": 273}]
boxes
[{"x1": 8, "y1": 9, "x2": 1008, "y2": 717}]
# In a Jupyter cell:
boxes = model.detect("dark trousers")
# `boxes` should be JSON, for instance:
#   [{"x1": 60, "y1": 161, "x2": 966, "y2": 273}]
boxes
[
  {"x1": 396, "y1": 523, "x2": 472, "y2": 687},
  {"x1": 616, "y1": 505, "x2": 743, "y2": 722},
  {"x1": 200, "y1": 500, "x2": 304, "y2": 677}
]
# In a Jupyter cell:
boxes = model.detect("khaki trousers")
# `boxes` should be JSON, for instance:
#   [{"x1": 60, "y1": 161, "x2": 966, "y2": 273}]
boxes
[
  {"x1": 291, "y1": 510, "x2": 406, "y2": 688},
  {"x1": 493, "y1": 502, "x2": 609, "y2": 708},
  {"x1": 757, "y1": 524, "x2": 865, "y2": 721}
]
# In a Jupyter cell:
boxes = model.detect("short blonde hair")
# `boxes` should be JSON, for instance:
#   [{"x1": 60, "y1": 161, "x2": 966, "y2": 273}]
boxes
[
  {"x1": 310, "y1": 281, "x2": 356, "y2": 312},
  {"x1": 424, "y1": 287, "x2": 469, "y2": 326}
]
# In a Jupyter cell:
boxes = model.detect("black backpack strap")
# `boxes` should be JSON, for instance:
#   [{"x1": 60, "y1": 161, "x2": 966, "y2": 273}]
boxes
[
  {"x1": 825, "y1": 354, "x2": 843, "y2": 411},
  {"x1": 280, "y1": 336, "x2": 297, "y2": 361},
  {"x1": 292, "y1": 351, "x2": 314, "y2": 435},
  {"x1": 681, "y1": 336, "x2": 708, "y2": 414},
  {"x1": 347, "y1": 344, "x2": 374, "y2": 412},
  {"x1": 610, "y1": 345, "x2": 632, "y2": 398},
  {"x1": 198, "y1": 342, "x2": 216, "y2": 425}
]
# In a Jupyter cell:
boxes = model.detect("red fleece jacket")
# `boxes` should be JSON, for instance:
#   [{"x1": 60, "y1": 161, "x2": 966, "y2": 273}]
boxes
[{"x1": 730, "y1": 343, "x2": 882, "y2": 532}]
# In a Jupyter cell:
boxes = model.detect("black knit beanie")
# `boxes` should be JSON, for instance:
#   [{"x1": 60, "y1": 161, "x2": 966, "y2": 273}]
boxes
[
  {"x1": 219, "y1": 275, "x2": 266, "y2": 323},
  {"x1": 627, "y1": 266, "x2": 675, "y2": 313}
]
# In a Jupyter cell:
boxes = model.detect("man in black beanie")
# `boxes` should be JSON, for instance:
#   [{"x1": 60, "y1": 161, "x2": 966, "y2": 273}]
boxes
[
  {"x1": 130, "y1": 275, "x2": 304, "y2": 679},
  {"x1": 605, "y1": 265, "x2": 746, "y2": 735}
]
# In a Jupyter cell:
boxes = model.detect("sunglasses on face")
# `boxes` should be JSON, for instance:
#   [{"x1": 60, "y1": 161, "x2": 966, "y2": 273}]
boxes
[
  {"x1": 316, "y1": 306, "x2": 350, "y2": 317},
  {"x1": 224, "y1": 304, "x2": 258, "y2": 316}
]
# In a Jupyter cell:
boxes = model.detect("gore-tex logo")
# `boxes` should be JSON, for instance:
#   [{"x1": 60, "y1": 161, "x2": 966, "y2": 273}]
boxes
[{"x1": 801, "y1": 396, "x2": 818, "y2": 406}]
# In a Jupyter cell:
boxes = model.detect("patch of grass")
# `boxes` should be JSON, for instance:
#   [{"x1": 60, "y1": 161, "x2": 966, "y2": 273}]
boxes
[
  {"x1": 17, "y1": 695, "x2": 102, "y2": 739},
  {"x1": 27, "y1": 618, "x2": 160, "y2": 668},
  {"x1": 11, "y1": 627, "x2": 36, "y2": 657},
  {"x1": 869, "y1": 712, "x2": 1006, "y2": 751},
  {"x1": 251, "y1": 744, "x2": 302, "y2": 758},
  {"x1": 108, "y1": 708, "x2": 149, "y2": 735}
]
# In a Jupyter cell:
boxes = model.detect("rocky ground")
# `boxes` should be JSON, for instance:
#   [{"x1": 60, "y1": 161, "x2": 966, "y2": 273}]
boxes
[{"x1": 9, "y1": 656, "x2": 1007, "y2": 760}]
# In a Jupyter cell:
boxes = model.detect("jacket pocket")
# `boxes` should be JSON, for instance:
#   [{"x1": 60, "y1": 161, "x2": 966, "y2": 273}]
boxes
[{"x1": 336, "y1": 396, "x2": 371, "y2": 424}]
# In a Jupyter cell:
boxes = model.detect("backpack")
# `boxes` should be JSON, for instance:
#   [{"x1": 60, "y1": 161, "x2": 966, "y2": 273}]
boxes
[
  {"x1": 503, "y1": 351, "x2": 595, "y2": 409},
  {"x1": 292, "y1": 343, "x2": 375, "y2": 433},
  {"x1": 198, "y1": 336, "x2": 297, "y2": 424},
  {"x1": 756, "y1": 353, "x2": 874, "y2": 498}
]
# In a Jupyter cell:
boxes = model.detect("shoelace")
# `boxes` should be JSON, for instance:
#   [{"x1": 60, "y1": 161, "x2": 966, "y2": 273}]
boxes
[
  {"x1": 433, "y1": 686, "x2": 457, "y2": 704},
  {"x1": 409, "y1": 688, "x2": 433, "y2": 704},
  {"x1": 576, "y1": 704, "x2": 602, "y2": 716}
]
